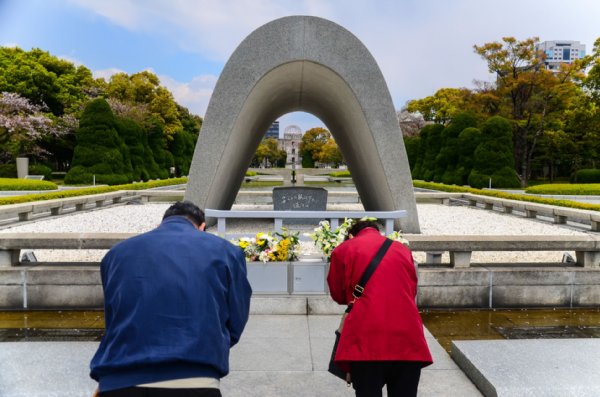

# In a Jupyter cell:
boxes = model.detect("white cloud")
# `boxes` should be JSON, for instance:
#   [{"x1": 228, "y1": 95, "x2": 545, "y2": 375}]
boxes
[
  {"x1": 90, "y1": 65, "x2": 216, "y2": 116},
  {"x1": 1, "y1": 43, "x2": 20, "y2": 48},
  {"x1": 158, "y1": 73, "x2": 218, "y2": 117},
  {"x1": 70, "y1": 0, "x2": 600, "y2": 108},
  {"x1": 57, "y1": 54, "x2": 86, "y2": 67},
  {"x1": 93, "y1": 68, "x2": 126, "y2": 80}
]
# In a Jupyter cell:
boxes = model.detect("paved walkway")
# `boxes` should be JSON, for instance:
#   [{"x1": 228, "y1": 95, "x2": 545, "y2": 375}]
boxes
[{"x1": 0, "y1": 315, "x2": 481, "y2": 397}]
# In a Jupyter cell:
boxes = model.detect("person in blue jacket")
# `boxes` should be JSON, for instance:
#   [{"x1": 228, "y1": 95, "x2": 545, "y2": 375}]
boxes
[{"x1": 90, "y1": 201, "x2": 252, "y2": 397}]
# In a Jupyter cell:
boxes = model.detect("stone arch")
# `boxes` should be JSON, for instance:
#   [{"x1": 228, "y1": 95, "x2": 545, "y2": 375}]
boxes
[{"x1": 185, "y1": 16, "x2": 420, "y2": 233}]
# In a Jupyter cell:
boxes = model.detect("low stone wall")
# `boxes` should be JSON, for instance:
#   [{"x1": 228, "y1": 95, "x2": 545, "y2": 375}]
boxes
[
  {"x1": 2, "y1": 265, "x2": 600, "y2": 311},
  {"x1": 417, "y1": 266, "x2": 600, "y2": 308}
]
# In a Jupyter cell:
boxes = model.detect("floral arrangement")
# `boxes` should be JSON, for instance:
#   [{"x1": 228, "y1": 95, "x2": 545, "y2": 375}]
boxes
[
  {"x1": 309, "y1": 218, "x2": 354, "y2": 259},
  {"x1": 232, "y1": 228, "x2": 300, "y2": 263},
  {"x1": 309, "y1": 217, "x2": 409, "y2": 259}
]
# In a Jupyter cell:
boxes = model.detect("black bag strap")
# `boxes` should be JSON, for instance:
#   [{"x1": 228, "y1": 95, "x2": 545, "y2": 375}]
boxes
[{"x1": 352, "y1": 238, "x2": 393, "y2": 300}]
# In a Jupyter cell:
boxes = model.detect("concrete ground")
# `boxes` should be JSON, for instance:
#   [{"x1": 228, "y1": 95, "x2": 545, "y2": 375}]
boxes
[
  {"x1": 0, "y1": 315, "x2": 481, "y2": 397},
  {"x1": 452, "y1": 339, "x2": 600, "y2": 396}
]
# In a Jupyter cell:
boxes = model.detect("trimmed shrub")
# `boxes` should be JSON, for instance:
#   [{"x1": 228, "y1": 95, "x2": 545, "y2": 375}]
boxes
[
  {"x1": 147, "y1": 121, "x2": 172, "y2": 179},
  {"x1": 469, "y1": 116, "x2": 517, "y2": 188},
  {"x1": 245, "y1": 171, "x2": 257, "y2": 177},
  {"x1": 117, "y1": 117, "x2": 153, "y2": 182},
  {"x1": 571, "y1": 169, "x2": 600, "y2": 184},
  {"x1": 329, "y1": 171, "x2": 351, "y2": 177},
  {"x1": 65, "y1": 98, "x2": 134, "y2": 185},
  {"x1": 0, "y1": 178, "x2": 58, "y2": 191},
  {"x1": 491, "y1": 167, "x2": 521, "y2": 188},
  {"x1": 0, "y1": 164, "x2": 53, "y2": 181},
  {"x1": 403, "y1": 136, "x2": 420, "y2": 172},
  {"x1": 0, "y1": 177, "x2": 188, "y2": 205},
  {"x1": 0, "y1": 164, "x2": 17, "y2": 178},
  {"x1": 420, "y1": 124, "x2": 444, "y2": 182},
  {"x1": 441, "y1": 168, "x2": 462, "y2": 186},
  {"x1": 413, "y1": 180, "x2": 600, "y2": 212},
  {"x1": 28, "y1": 164, "x2": 53, "y2": 181},
  {"x1": 170, "y1": 129, "x2": 196, "y2": 176},
  {"x1": 456, "y1": 127, "x2": 483, "y2": 184},
  {"x1": 467, "y1": 169, "x2": 489, "y2": 189},
  {"x1": 436, "y1": 112, "x2": 477, "y2": 182},
  {"x1": 525, "y1": 184, "x2": 600, "y2": 195}
]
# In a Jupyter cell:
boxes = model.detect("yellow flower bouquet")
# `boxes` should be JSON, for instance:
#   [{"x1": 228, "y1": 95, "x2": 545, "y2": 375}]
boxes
[{"x1": 232, "y1": 228, "x2": 300, "y2": 263}]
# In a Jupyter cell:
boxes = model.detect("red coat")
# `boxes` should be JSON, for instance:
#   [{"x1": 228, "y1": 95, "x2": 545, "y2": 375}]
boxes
[{"x1": 327, "y1": 227, "x2": 433, "y2": 370}]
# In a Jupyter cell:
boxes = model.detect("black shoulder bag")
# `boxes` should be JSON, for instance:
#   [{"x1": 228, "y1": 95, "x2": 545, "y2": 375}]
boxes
[{"x1": 328, "y1": 238, "x2": 393, "y2": 384}]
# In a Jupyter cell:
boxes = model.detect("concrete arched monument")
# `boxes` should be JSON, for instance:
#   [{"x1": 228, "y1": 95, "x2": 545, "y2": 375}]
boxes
[{"x1": 185, "y1": 16, "x2": 420, "y2": 232}]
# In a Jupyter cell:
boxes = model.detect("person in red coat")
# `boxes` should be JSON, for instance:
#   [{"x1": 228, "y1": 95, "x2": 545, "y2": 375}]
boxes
[{"x1": 327, "y1": 219, "x2": 433, "y2": 397}]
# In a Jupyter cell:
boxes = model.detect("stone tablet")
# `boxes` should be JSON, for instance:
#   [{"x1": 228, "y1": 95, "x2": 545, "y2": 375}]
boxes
[{"x1": 273, "y1": 187, "x2": 327, "y2": 225}]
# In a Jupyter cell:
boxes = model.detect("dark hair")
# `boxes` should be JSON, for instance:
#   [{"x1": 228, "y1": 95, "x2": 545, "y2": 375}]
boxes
[
  {"x1": 347, "y1": 219, "x2": 381, "y2": 239},
  {"x1": 163, "y1": 201, "x2": 205, "y2": 227}
]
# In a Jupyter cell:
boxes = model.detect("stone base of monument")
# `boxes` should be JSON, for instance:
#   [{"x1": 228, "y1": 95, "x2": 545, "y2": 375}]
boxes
[
  {"x1": 272, "y1": 186, "x2": 328, "y2": 226},
  {"x1": 246, "y1": 260, "x2": 328, "y2": 294}
]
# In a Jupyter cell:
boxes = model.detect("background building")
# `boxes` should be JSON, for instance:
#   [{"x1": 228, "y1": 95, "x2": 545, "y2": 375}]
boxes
[
  {"x1": 536, "y1": 40, "x2": 586, "y2": 71},
  {"x1": 279, "y1": 125, "x2": 303, "y2": 169},
  {"x1": 265, "y1": 121, "x2": 280, "y2": 139}
]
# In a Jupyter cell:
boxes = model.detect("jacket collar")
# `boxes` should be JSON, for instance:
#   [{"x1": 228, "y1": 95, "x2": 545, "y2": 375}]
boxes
[
  {"x1": 160, "y1": 216, "x2": 198, "y2": 230},
  {"x1": 355, "y1": 227, "x2": 381, "y2": 238}
]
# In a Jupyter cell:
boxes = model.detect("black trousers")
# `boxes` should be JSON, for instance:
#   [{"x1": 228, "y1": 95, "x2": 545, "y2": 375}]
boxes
[
  {"x1": 100, "y1": 387, "x2": 221, "y2": 397},
  {"x1": 350, "y1": 361, "x2": 422, "y2": 397}
]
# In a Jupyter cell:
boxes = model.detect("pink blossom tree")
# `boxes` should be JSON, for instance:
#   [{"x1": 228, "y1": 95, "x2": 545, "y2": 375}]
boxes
[{"x1": 0, "y1": 92, "x2": 69, "y2": 160}]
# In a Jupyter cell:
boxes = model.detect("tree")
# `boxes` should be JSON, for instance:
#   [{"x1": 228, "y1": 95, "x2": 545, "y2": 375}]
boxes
[
  {"x1": 397, "y1": 108, "x2": 427, "y2": 136},
  {"x1": 0, "y1": 47, "x2": 97, "y2": 168},
  {"x1": 106, "y1": 71, "x2": 182, "y2": 139},
  {"x1": 0, "y1": 92, "x2": 54, "y2": 159},
  {"x1": 406, "y1": 88, "x2": 474, "y2": 124},
  {"x1": 117, "y1": 117, "x2": 152, "y2": 181},
  {"x1": 583, "y1": 38, "x2": 600, "y2": 101},
  {"x1": 468, "y1": 116, "x2": 520, "y2": 188},
  {"x1": 456, "y1": 127, "x2": 483, "y2": 184},
  {"x1": 419, "y1": 124, "x2": 445, "y2": 181},
  {"x1": 474, "y1": 36, "x2": 587, "y2": 186},
  {"x1": 252, "y1": 138, "x2": 286, "y2": 167},
  {"x1": 403, "y1": 136, "x2": 420, "y2": 172},
  {"x1": 65, "y1": 98, "x2": 133, "y2": 185},
  {"x1": 300, "y1": 127, "x2": 330, "y2": 168},
  {"x1": 317, "y1": 138, "x2": 343, "y2": 166},
  {"x1": 0, "y1": 47, "x2": 97, "y2": 116},
  {"x1": 436, "y1": 113, "x2": 478, "y2": 184},
  {"x1": 147, "y1": 119, "x2": 173, "y2": 179}
]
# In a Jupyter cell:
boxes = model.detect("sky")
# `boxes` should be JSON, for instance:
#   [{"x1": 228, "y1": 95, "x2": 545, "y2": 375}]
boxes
[{"x1": 1, "y1": 0, "x2": 599, "y2": 136}]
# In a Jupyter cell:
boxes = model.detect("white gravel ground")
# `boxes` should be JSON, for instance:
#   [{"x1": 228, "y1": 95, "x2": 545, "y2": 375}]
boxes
[{"x1": 0, "y1": 203, "x2": 589, "y2": 264}]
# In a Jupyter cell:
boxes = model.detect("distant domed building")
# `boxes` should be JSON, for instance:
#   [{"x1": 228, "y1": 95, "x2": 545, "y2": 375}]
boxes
[{"x1": 279, "y1": 125, "x2": 303, "y2": 169}]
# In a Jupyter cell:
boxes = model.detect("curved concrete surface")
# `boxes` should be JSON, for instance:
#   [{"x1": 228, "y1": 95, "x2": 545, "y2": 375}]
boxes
[{"x1": 185, "y1": 16, "x2": 420, "y2": 232}]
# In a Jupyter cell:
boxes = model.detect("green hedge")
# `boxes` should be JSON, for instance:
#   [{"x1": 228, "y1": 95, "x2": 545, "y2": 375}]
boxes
[
  {"x1": 329, "y1": 171, "x2": 351, "y2": 177},
  {"x1": 0, "y1": 178, "x2": 58, "y2": 191},
  {"x1": 0, "y1": 164, "x2": 52, "y2": 180},
  {"x1": 413, "y1": 180, "x2": 600, "y2": 212},
  {"x1": 525, "y1": 184, "x2": 600, "y2": 195},
  {"x1": 245, "y1": 171, "x2": 257, "y2": 177},
  {"x1": 28, "y1": 164, "x2": 53, "y2": 181},
  {"x1": 0, "y1": 177, "x2": 187, "y2": 205},
  {"x1": 571, "y1": 169, "x2": 600, "y2": 184},
  {"x1": 0, "y1": 164, "x2": 17, "y2": 178}
]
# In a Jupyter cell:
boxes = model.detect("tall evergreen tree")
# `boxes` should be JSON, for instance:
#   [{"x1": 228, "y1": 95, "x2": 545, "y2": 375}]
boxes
[
  {"x1": 437, "y1": 112, "x2": 478, "y2": 185},
  {"x1": 65, "y1": 98, "x2": 133, "y2": 185},
  {"x1": 419, "y1": 124, "x2": 445, "y2": 181},
  {"x1": 468, "y1": 116, "x2": 520, "y2": 188},
  {"x1": 147, "y1": 119, "x2": 173, "y2": 179}
]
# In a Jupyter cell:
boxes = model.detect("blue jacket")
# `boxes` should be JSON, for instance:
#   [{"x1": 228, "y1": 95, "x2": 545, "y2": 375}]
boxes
[{"x1": 90, "y1": 216, "x2": 252, "y2": 392}]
